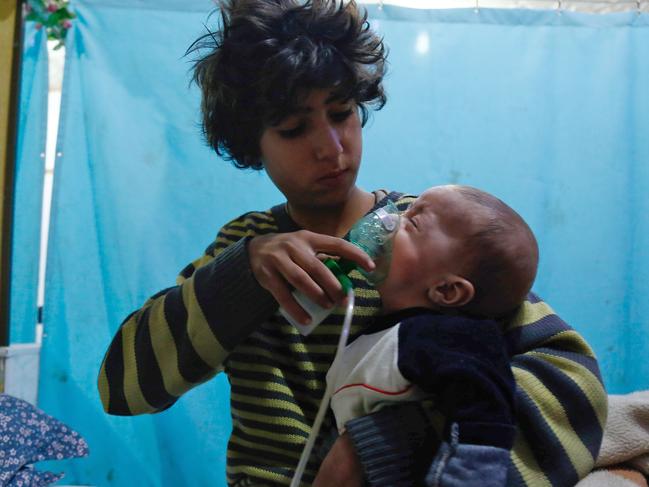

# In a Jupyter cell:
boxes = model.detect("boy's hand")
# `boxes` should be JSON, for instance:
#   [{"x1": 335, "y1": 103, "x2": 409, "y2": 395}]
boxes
[
  {"x1": 248, "y1": 231, "x2": 374, "y2": 325},
  {"x1": 313, "y1": 433, "x2": 364, "y2": 487}
]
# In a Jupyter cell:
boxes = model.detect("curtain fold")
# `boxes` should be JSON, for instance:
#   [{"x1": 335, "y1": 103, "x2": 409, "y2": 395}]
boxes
[
  {"x1": 11, "y1": 25, "x2": 48, "y2": 344},
  {"x1": 40, "y1": 2, "x2": 648, "y2": 485}
]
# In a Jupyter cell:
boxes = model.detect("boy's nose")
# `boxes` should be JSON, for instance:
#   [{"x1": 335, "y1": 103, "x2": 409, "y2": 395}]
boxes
[{"x1": 312, "y1": 124, "x2": 343, "y2": 160}]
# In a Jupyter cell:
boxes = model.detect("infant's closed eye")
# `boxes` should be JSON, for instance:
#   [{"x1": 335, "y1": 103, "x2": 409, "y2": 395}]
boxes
[{"x1": 404, "y1": 215, "x2": 418, "y2": 231}]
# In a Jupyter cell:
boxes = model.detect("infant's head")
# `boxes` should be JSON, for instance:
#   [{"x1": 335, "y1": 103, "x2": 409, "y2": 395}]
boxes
[{"x1": 377, "y1": 185, "x2": 538, "y2": 318}]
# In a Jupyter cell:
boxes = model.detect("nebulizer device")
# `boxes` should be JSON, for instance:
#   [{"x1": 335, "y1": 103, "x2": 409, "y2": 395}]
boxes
[
  {"x1": 280, "y1": 200, "x2": 400, "y2": 334},
  {"x1": 287, "y1": 201, "x2": 400, "y2": 487}
]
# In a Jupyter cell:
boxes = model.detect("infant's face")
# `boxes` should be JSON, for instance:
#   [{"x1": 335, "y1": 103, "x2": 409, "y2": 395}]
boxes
[{"x1": 377, "y1": 186, "x2": 470, "y2": 312}]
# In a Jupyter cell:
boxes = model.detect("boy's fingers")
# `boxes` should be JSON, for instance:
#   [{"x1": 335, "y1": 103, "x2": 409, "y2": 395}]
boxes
[
  {"x1": 310, "y1": 234, "x2": 376, "y2": 272},
  {"x1": 270, "y1": 277, "x2": 312, "y2": 325},
  {"x1": 250, "y1": 231, "x2": 367, "y2": 319},
  {"x1": 294, "y1": 251, "x2": 347, "y2": 303},
  {"x1": 282, "y1": 260, "x2": 334, "y2": 309}
]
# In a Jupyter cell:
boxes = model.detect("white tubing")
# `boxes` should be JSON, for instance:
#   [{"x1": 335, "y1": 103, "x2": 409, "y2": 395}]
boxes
[{"x1": 290, "y1": 288, "x2": 355, "y2": 487}]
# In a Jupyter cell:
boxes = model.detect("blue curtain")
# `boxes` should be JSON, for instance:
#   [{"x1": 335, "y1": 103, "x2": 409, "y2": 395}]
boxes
[
  {"x1": 40, "y1": 2, "x2": 648, "y2": 485},
  {"x1": 360, "y1": 6, "x2": 649, "y2": 396},
  {"x1": 11, "y1": 25, "x2": 48, "y2": 344}
]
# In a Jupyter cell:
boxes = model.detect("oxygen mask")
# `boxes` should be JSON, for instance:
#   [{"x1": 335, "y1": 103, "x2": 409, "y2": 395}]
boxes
[{"x1": 347, "y1": 199, "x2": 400, "y2": 285}]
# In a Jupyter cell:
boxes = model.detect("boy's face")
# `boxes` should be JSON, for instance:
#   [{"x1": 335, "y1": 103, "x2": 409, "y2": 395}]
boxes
[
  {"x1": 377, "y1": 187, "x2": 471, "y2": 313},
  {"x1": 258, "y1": 89, "x2": 363, "y2": 210}
]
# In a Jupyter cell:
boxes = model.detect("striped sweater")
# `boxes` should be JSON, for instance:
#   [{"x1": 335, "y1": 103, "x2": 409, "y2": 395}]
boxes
[{"x1": 98, "y1": 191, "x2": 608, "y2": 487}]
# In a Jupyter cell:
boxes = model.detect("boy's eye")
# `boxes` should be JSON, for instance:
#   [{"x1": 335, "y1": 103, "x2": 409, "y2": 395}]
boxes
[
  {"x1": 330, "y1": 109, "x2": 353, "y2": 123},
  {"x1": 277, "y1": 123, "x2": 306, "y2": 139}
]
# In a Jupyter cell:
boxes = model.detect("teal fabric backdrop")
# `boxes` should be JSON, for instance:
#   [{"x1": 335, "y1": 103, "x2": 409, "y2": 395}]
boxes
[
  {"x1": 38, "y1": 2, "x2": 648, "y2": 485},
  {"x1": 11, "y1": 25, "x2": 47, "y2": 344}
]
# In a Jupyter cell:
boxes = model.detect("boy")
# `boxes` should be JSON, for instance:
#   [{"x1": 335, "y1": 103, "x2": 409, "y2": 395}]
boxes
[
  {"x1": 98, "y1": 1, "x2": 606, "y2": 485},
  {"x1": 327, "y1": 185, "x2": 538, "y2": 486}
]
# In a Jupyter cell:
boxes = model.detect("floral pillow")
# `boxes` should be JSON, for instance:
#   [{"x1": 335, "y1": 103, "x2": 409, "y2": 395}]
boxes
[{"x1": 0, "y1": 394, "x2": 89, "y2": 486}]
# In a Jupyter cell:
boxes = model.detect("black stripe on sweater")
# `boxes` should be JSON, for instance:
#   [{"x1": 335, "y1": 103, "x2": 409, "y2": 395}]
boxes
[
  {"x1": 505, "y1": 314, "x2": 571, "y2": 355},
  {"x1": 162, "y1": 286, "x2": 213, "y2": 383},
  {"x1": 226, "y1": 457, "x2": 297, "y2": 483},
  {"x1": 506, "y1": 458, "x2": 527, "y2": 487},
  {"x1": 233, "y1": 423, "x2": 308, "y2": 451},
  {"x1": 191, "y1": 258, "x2": 234, "y2": 348},
  {"x1": 229, "y1": 399, "x2": 310, "y2": 424},
  {"x1": 104, "y1": 324, "x2": 129, "y2": 415},
  {"x1": 240, "y1": 334, "x2": 338, "y2": 370},
  {"x1": 535, "y1": 347, "x2": 603, "y2": 383},
  {"x1": 230, "y1": 384, "x2": 312, "y2": 405},
  {"x1": 231, "y1": 388, "x2": 321, "y2": 419},
  {"x1": 227, "y1": 350, "x2": 325, "y2": 386},
  {"x1": 515, "y1": 384, "x2": 579, "y2": 487},
  {"x1": 228, "y1": 441, "x2": 302, "y2": 467},
  {"x1": 134, "y1": 307, "x2": 176, "y2": 409},
  {"x1": 515, "y1": 354, "x2": 603, "y2": 459}
]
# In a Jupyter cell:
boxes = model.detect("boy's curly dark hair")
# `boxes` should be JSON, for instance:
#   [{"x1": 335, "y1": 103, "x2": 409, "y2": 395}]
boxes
[{"x1": 188, "y1": 0, "x2": 387, "y2": 170}]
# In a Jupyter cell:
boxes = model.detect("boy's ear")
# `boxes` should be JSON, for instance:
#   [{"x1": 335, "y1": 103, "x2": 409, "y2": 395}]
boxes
[{"x1": 427, "y1": 276, "x2": 475, "y2": 308}]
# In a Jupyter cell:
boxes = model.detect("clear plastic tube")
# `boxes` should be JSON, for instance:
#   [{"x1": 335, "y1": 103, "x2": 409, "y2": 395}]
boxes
[{"x1": 290, "y1": 288, "x2": 355, "y2": 487}]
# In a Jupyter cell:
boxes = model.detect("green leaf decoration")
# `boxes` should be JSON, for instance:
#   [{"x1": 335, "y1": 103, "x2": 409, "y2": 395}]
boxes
[{"x1": 24, "y1": 0, "x2": 74, "y2": 46}]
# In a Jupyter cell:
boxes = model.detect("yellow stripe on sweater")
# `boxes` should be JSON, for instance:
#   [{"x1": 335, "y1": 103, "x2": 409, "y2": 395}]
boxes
[
  {"x1": 219, "y1": 227, "x2": 249, "y2": 238},
  {"x1": 215, "y1": 235, "x2": 236, "y2": 247},
  {"x1": 97, "y1": 363, "x2": 110, "y2": 412},
  {"x1": 225, "y1": 462, "x2": 295, "y2": 485},
  {"x1": 120, "y1": 316, "x2": 156, "y2": 414},
  {"x1": 232, "y1": 409, "x2": 311, "y2": 435},
  {"x1": 542, "y1": 330, "x2": 597, "y2": 359},
  {"x1": 509, "y1": 300, "x2": 555, "y2": 329},
  {"x1": 227, "y1": 360, "x2": 324, "y2": 392},
  {"x1": 233, "y1": 342, "x2": 329, "y2": 370},
  {"x1": 529, "y1": 351, "x2": 608, "y2": 428},
  {"x1": 229, "y1": 220, "x2": 276, "y2": 231},
  {"x1": 511, "y1": 430, "x2": 553, "y2": 487},
  {"x1": 148, "y1": 299, "x2": 188, "y2": 397},
  {"x1": 183, "y1": 275, "x2": 228, "y2": 370},
  {"x1": 234, "y1": 423, "x2": 309, "y2": 445},
  {"x1": 230, "y1": 392, "x2": 306, "y2": 416},
  {"x1": 229, "y1": 377, "x2": 296, "y2": 396},
  {"x1": 176, "y1": 253, "x2": 215, "y2": 285},
  {"x1": 513, "y1": 366, "x2": 595, "y2": 479},
  {"x1": 230, "y1": 434, "x2": 304, "y2": 458},
  {"x1": 234, "y1": 344, "x2": 332, "y2": 374}
]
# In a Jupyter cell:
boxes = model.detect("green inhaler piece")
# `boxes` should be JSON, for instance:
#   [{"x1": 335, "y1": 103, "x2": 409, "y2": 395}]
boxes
[
  {"x1": 279, "y1": 258, "x2": 354, "y2": 336},
  {"x1": 279, "y1": 200, "x2": 400, "y2": 336},
  {"x1": 324, "y1": 258, "x2": 353, "y2": 294}
]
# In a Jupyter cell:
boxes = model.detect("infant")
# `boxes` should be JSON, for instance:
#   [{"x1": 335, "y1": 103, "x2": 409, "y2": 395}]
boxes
[{"x1": 327, "y1": 184, "x2": 539, "y2": 486}]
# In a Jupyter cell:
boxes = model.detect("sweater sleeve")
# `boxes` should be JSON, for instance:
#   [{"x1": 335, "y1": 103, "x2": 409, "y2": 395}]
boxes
[
  {"x1": 97, "y1": 212, "x2": 279, "y2": 415},
  {"x1": 346, "y1": 294, "x2": 608, "y2": 487},
  {"x1": 504, "y1": 293, "x2": 608, "y2": 486}
]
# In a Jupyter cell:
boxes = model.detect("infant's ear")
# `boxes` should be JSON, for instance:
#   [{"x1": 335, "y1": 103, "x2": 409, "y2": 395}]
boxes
[{"x1": 427, "y1": 276, "x2": 475, "y2": 308}]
